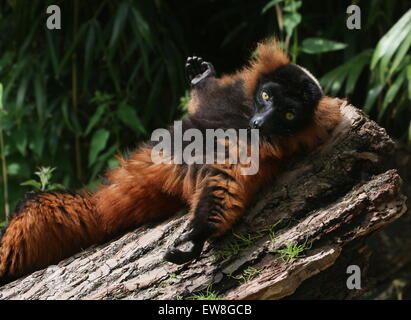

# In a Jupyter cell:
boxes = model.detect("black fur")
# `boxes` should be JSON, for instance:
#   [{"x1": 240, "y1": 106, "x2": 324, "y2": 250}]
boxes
[{"x1": 250, "y1": 64, "x2": 323, "y2": 136}]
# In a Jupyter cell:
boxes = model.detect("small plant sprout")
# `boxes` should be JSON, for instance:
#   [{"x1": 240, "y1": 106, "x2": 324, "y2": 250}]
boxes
[
  {"x1": 271, "y1": 238, "x2": 312, "y2": 263},
  {"x1": 229, "y1": 266, "x2": 262, "y2": 284},
  {"x1": 189, "y1": 285, "x2": 220, "y2": 300},
  {"x1": 21, "y1": 166, "x2": 65, "y2": 191},
  {"x1": 213, "y1": 219, "x2": 292, "y2": 262},
  {"x1": 213, "y1": 232, "x2": 264, "y2": 262}
]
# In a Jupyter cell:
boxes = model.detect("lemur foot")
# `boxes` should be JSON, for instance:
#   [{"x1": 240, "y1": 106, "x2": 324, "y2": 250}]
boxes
[
  {"x1": 185, "y1": 56, "x2": 216, "y2": 87},
  {"x1": 164, "y1": 228, "x2": 206, "y2": 265}
]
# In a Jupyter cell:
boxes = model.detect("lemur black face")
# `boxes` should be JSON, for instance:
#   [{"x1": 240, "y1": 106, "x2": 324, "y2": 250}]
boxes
[{"x1": 249, "y1": 64, "x2": 323, "y2": 136}]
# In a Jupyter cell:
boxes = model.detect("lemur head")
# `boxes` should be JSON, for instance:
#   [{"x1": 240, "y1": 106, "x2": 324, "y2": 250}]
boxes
[{"x1": 249, "y1": 64, "x2": 323, "y2": 136}]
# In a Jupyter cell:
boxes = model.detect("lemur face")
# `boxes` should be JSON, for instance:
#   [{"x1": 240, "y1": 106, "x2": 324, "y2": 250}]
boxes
[{"x1": 249, "y1": 64, "x2": 323, "y2": 136}]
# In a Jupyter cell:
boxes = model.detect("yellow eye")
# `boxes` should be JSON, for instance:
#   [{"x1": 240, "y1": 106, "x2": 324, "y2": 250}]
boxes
[
  {"x1": 285, "y1": 112, "x2": 295, "y2": 120},
  {"x1": 261, "y1": 92, "x2": 269, "y2": 100}
]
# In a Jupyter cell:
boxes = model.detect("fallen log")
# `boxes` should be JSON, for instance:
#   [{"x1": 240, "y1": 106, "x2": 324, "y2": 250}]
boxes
[{"x1": 0, "y1": 100, "x2": 407, "y2": 300}]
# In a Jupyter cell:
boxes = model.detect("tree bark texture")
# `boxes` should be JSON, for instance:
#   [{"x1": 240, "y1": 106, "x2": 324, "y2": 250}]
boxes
[{"x1": 0, "y1": 101, "x2": 407, "y2": 300}]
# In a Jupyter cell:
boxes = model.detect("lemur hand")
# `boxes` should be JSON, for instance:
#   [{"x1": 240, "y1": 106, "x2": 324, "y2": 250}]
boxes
[{"x1": 185, "y1": 56, "x2": 216, "y2": 87}]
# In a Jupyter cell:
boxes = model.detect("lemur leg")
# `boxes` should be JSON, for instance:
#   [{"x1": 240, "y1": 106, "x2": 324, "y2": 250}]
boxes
[
  {"x1": 164, "y1": 165, "x2": 250, "y2": 264},
  {"x1": 185, "y1": 56, "x2": 216, "y2": 87}
]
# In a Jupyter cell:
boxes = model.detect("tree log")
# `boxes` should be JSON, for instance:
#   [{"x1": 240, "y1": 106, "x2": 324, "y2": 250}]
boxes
[{"x1": 0, "y1": 101, "x2": 407, "y2": 300}]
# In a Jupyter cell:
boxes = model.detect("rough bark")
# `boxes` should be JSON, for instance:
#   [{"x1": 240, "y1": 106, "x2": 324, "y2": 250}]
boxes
[{"x1": 0, "y1": 101, "x2": 407, "y2": 300}]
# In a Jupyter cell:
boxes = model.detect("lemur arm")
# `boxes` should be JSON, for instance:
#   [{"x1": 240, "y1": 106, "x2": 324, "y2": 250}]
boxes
[{"x1": 164, "y1": 163, "x2": 271, "y2": 265}]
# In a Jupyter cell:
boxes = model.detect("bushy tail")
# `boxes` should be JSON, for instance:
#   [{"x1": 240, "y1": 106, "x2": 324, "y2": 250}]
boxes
[
  {"x1": 0, "y1": 191, "x2": 105, "y2": 284},
  {"x1": 0, "y1": 146, "x2": 186, "y2": 285}
]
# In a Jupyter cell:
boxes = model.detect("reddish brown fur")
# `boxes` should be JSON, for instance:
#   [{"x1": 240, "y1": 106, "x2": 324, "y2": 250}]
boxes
[
  {"x1": 93, "y1": 147, "x2": 184, "y2": 235},
  {"x1": 0, "y1": 192, "x2": 104, "y2": 283},
  {"x1": 219, "y1": 38, "x2": 290, "y2": 98},
  {"x1": 0, "y1": 38, "x2": 342, "y2": 283}
]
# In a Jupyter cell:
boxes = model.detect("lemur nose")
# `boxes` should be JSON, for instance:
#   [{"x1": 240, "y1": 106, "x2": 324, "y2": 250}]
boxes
[{"x1": 250, "y1": 118, "x2": 262, "y2": 129}]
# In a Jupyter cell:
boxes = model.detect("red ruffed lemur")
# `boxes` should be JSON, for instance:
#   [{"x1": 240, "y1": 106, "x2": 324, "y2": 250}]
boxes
[{"x1": 0, "y1": 38, "x2": 342, "y2": 284}]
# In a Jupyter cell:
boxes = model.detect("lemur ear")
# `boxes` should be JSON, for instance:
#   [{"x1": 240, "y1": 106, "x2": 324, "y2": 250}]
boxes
[{"x1": 300, "y1": 78, "x2": 323, "y2": 106}]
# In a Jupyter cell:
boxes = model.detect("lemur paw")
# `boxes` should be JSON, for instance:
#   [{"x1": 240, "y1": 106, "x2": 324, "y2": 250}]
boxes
[
  {"x1": 163, "y1": 230, "x2": 205, "y2": 265},
  {"x1": 185, "y1": 56, "x2": 216, "y2": 87}
]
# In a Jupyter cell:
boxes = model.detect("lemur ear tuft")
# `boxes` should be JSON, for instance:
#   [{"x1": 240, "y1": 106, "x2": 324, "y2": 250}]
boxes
[{"x1": 300, "y1": 78, "x2": 323, "y2": 106}]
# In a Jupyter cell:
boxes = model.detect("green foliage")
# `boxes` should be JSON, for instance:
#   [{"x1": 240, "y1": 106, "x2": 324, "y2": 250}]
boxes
[
  {"x1": 189, "y1": 285, "x2": 220, "y2": 300},
  {"x1": 300, "y1": 38, "x2": 347, "y2": 55},
  {"x1": 319, "y1": 8, "x2": 411, "y2": 142},
  {"x1": 228, "y1": 266, "x2": 262, "y2": 284},
  {"x1": 0, "y1": 1, "x2": 189, "y2": 220},
  {"x1": 270, "y1": 239, "x2": 312, "y2": 263},
  {"x1": 20, "y1": 166, "x2": 65, "y2": 191},
  {"x1": 321, "y1": 49, "x2": 373, "y2": 96},
  {"x1": 213, "y1": 219, "x2": 289, "y2": 262}
]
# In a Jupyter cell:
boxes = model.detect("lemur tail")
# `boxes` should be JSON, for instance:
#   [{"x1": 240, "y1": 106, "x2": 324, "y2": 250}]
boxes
[{"x1": 0, "y1": 191, "x2": 105, "y2": 285}]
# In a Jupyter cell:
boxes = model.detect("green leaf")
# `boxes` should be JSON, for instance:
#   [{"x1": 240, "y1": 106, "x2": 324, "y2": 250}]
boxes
[
  {"x1": 48, "y1": 183, "x2": 66, "y2": 191},
  {"x1": 345, "y1": 50, "x2": 372, "y2": 94},
  {"x1": 301, "y1": 38, "x2": 347, "y2": 54},
  {"x1": 371, "y1": 9, "x2": 411, "y2": 70},
  {"x1": 379, "y1": 71, "x2": 406, "y2": 120},
  {"x1": 109, "y1": 3, "x2": 129, "y2": 50},
  {"x1": 61, "y1": 97, "x2": 75, "y2": 133},
  {"x1": 261, "y1": 0, "x2": 284, "y2": 13},
  {"x1": 29, "y1": 126, "x2": 45, "y2": 158},
  {"x1": 408, "y1": 121, "x2": 411, "y2": 144},
  {"x1": 0, "y1": 83, "x2": 3, "y2": 111},
  {"x1": 14, "y1": 127, "x2": 27, "y2": 156},
  {"x1": 88, "y1": 129, "x2": 110, "y2": 167},
  {"x1": 7, "y1": 163, "x2": 21, "y2": 176},
  {"x1": 108, "y1": 157, "x2": 120, "y2": 169},
  {"x1": 89, "y1": 143, "x2": 119, "y2": 182},
  {"x1": 57, "y1": 23, "x2": 88, "y2": 75},
  {"x1": 46, "y1": 31, "x2": 59, "y2": 75},
  {"x1": 364, "y1": 84, "x2": 385, "y2": 114},
  {"x1": 329, "y1": 67, "x2": 348, "y2": 95},
  {"x1": 407, "y1": 64, "x2": 411, "y2": 100},
  {"x1": 84, "y1": 103, "x2": 106, "y2": 137},
  {"x1": 320, "y1": 65, "x2": 349, "y2": 96},
  {"x1": 283, "y1": 0, "x2": 302, "y2": 12},
  {"x1": 131, "y1": 8, "x2": 152, "y2": 46},
  {"x1": 16, "y1": 74, "x2": 31, "y2": 109},
  {"x1": 283, "y1": 12, "x2": 301, "y2": 37},
  {"x1": 389, "y1": 32, "x2": 411, "y2": 77},
  {"x1": 7, "y1": 160, "x2": 29, "y2": 177},
  {"x1": 20, "y1": 180, "x2": 41, "y2": 190},
  {"x1": 34, "y1": 73, "x2": 45, "y2": 123},
  {"x1": 116, "y1": 103, "x2": 146, "y2": 135}
]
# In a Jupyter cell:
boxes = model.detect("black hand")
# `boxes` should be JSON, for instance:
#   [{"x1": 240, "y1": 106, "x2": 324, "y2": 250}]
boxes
[
  {"x1": 185, "y1": 56, "x2": 216, "y2": 87},
  {"x1": 164, "y1": 227, "x2": 207, "y2": 265}
]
